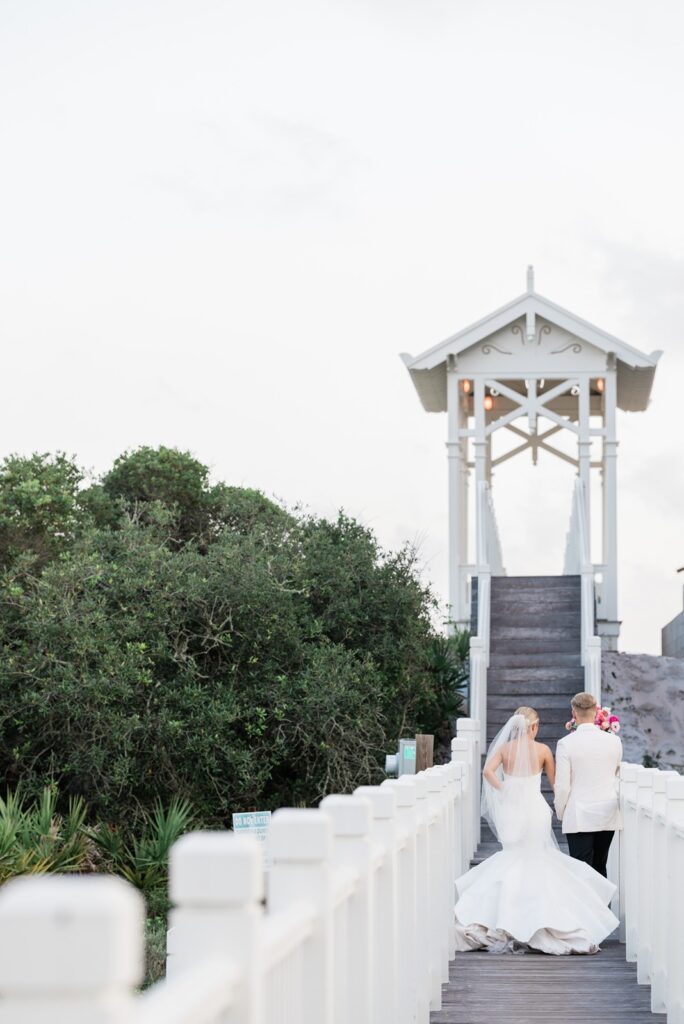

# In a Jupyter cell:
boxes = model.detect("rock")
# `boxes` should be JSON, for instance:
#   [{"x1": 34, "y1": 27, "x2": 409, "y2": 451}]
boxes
[{"x1": 602, "y1": 652, "x2": 684, "y2": 772}]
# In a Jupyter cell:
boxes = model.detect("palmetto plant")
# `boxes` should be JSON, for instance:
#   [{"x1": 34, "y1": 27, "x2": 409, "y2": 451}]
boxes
[
  {"x1": 0, "y1": 786, "x2": 91, "y2": 883},
  {"x1": 87, "y1": 797, "x2": 194, "y2": 894}
]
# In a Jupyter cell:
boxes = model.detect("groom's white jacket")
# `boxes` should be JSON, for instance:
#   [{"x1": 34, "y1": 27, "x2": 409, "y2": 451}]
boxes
[{"x1": 554, "y1": 723, "x2": 623, "y2": 833}]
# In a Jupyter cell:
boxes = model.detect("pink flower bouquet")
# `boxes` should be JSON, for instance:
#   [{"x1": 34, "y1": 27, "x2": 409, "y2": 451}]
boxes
[{"x1": 565, "y1": 705, "x2": 620, "y2": 733}]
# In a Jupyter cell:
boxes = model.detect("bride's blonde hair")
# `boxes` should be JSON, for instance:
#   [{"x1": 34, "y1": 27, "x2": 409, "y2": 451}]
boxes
[{"x1": 514, "y1": 706, "x2": 540, "y2": 729}]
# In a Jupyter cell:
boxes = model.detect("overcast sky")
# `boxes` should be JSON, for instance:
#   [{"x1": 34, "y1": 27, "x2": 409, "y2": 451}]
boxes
[{"x1": 1, "y1": 0, "x2": 682, "y2": 654}]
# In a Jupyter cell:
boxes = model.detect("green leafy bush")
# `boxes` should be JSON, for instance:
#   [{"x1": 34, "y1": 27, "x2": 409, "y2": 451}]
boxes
[{"x1": 0, "y1": 447, "x2": 467, "y2": 834}]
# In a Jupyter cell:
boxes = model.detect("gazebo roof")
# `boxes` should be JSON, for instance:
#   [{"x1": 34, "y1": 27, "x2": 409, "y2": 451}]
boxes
[{"x1": 401, "y1": 275, "x2": 661, "y2": 413}]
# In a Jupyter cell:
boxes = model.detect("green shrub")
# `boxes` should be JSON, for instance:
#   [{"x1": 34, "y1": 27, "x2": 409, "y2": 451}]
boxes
[
  {"x1": 0, "y1": 786, "x2": 93, "y2": 882},
  {"x1": 0, "y1": 447, "x2": 466, "y2": 833}
]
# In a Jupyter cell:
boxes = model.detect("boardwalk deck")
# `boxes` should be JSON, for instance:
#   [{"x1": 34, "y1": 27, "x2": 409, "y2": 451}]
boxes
[
  {"x1": 433, "y1": 938, "x2": 664, "y2": 1023},
  {"x1": 437, "y1": 575, "x2": 666, "y2": 1023}
]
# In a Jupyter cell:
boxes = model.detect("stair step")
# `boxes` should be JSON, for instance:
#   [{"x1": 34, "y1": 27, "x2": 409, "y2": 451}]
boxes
[
  {"x1": 488, "y1": 680, "x2": 583, "y2": 697},
  {"x1": 489, "y1": 667, "x2": 585, "y2": 684},
  {"x1": 491, "y1": 625, "x2": 580, "y2": 640},
  {"x1": 491, "y1": 612, "x2": 580, "y2": 630},
  {"x1": 487, "y1": 717, "x2": 571, "y2": 731},
  {"x1": 487, "y1": 694, "x2": 577, "y2": 710},
  {"x1": 490, "y1": 639, "x2": 580, "y2": 655},
  {"x1": 491, "y1": 575, "x2": 580, "y2": 588},
  {"x1": 489, "y1": 652, "x2": 581, "y2": 668}
]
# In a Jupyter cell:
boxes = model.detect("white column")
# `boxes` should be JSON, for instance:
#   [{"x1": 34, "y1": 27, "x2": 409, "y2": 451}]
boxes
[
  {"x1": 446, "y1": 357, "x2": 465, "y2": 631},
  {"x1": 458, "y1": 403, "x2": 469, "y2": 624},
  {"x1": 578, "y1": 374, "x2": 591, "y2": 551},
  {"x1": 0, "y1": 875, "x2": 144, "y2": 1024},
  {"x1": 602, "y1": 354, "x2": 619, "y2": 639},
  {"x1": 473, "y1": 377, "x2": 487, "y2": 505}
]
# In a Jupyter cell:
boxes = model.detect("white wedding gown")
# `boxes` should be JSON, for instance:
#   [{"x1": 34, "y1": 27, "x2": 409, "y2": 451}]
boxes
[{"x1": 454, "y1": 770, "x2": 619, "y2": 955}]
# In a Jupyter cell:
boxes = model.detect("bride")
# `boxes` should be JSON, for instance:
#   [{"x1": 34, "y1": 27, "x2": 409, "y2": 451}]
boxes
[{"x1": 454, "y1": 706, "x2": 619, "y2": 955}]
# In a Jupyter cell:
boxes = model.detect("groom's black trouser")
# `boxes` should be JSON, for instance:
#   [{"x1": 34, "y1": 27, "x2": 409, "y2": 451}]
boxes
[{"x1": 566, "y1": 830, "x2": 615, "y2": 878}]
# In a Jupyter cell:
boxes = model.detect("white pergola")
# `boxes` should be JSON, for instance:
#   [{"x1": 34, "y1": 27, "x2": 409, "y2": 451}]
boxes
[{"x1": 401, "y1": 268, "x2": 661, "y2": 649}]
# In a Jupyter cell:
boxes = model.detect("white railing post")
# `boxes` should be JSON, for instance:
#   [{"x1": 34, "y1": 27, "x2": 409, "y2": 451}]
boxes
[
  {"x1": 566, "y1": 478, "x2": 602, "y2": 701},
  {"x1": 636, "y1": 768, "x2": 658, "y2": 985},
  {"x1": 353, "y1": 785, "x2": 398, "y2": 1024},
  {"x1": 585, "y1": 635, "x2": 602, "y2": 701},
  {"x1": 451, "y1": 736, "x2": 474, "y2": 864},
  {"x1": 468, "y1": 636, "x2": 487, "y2": 748},
  {"x1": 381, "y1": 777, "x2": 418, "y2": 1024},
  {"x1": 425, "y1": 767, "x2": 450, "y2": 993},
  {"x1": 268, "y1": 809, "x2": 334, "y2": 1024},
  {"x1": 434, "y1": 762, "x2": 458, "y2": 957},
  {"x1": 621, "y1": 763, "x2": 641, "y2": 962},
  {"x1": 666, "y1": 778, "x2": 684, "y2": 1024},
  {"x1": 168, "y1": 832, "x2": 262, "y2": 1021},
  {"x1": 651, "y1": 771, "x2": 680, "y2": 1014},
  {"x1": 457, "y1": 718, "x2": 482, "y2": 847},
  {"x1": 0, "y1": 875, "x2": 143, "y2": 1024},
  {"x1": 410, "y1": 772, "x2": 431, "y2": 1022},
  {"x1": 320, "y1": 795, "x2": 374, "y2": 1024},
  {"x1": 450, "y1": 760, "x2": 467, "y2": 877}
]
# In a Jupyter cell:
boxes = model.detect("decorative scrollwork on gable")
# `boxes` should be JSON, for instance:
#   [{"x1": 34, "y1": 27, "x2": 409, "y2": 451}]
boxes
[
  {"x1": 536, "y1": 324, "x2": 552, "y2": 346},
  {"x1": 510, "y1": 324, "x2": 525, "y2": 345},
  {"x1": 481, "y1": 343, "x2": 512, "y2": 355},
  {"x1": 550, "y1": 341, "x2": 583, "y2": 355}
]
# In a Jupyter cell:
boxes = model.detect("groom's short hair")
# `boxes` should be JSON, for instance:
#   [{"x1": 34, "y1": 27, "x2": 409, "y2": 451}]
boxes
[{"x1": 571, "y1": 692, "x2": 597, "y2": 711}]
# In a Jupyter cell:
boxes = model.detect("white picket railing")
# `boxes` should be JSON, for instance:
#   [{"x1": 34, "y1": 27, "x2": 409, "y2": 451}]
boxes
[
  {"x1": 0, "y1": 721, "x2": 482, "y2": 1024},
  {"x1": 563, "y1": 478, "x2": 601, "y2": 700},
  {"x1": 469, "y1": 480, "x2": 505, "y2": 749},
  {"x1": 618, "y1": 762, "x2": 684, "y2": 1023}
]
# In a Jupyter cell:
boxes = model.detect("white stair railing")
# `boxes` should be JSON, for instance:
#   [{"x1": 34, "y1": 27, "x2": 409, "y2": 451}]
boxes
[
  {"x1": 469, "y1": 481, "x2": 505, "y2": 750},
  {"x1": 0, "y1": 721, "x2": 483, "y2": 1024},
  {"x1": 618, "y1": 763, "x2": 684, "y2": 1023},
  {"x1": 563, "y1": 478, "x2": 601, "y2": 700}
]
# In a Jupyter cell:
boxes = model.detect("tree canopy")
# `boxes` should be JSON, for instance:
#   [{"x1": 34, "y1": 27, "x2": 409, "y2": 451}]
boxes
[{"x1": 0, "y1": 447, "x2": 467, "y2": 830}]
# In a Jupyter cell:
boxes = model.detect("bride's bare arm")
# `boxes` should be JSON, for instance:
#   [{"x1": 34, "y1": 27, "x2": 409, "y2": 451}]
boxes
[
  {"x1": 483, "y1": 748, "x2": 504, "y2": 790},
  {"x1": 541, "y1": 744, "x2": 556, "y2": 787}
]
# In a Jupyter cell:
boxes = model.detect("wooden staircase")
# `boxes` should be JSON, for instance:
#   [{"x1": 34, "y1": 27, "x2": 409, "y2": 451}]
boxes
[{"x1": 471, "y1": 574, "x2": 584, "y2": 864}]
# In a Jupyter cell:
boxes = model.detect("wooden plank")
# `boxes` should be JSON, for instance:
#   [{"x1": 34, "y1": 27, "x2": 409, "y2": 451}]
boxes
[
  {"x1": 415, "y1": 734, "x2": 434, "y2": 772},
  {"x1": 432, "y1": 940, "x2": 664, "y2": 1023}
]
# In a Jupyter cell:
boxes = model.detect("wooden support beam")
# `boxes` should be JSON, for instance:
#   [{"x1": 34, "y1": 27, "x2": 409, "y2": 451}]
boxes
[{"x1": 415, "y1": 734, "x2": 434, "y2": 773}]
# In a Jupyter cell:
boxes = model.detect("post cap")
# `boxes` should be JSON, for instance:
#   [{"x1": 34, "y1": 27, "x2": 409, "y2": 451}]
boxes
[
  {"x1": 320, "y1": 794, "x2": 372, "y2": 836},
  {"x1": 457, "y1": 718, "x2": 480, "y2": 734},
  {"x1": 353, "y1": 785, "x2": 396, "y2": 819},
  {"x1": 270, "y1": 808, "x2": 332, "y2": 862},
  {"x1": 637, "y1": 767, "x2": 658, "y2": 788},
  {"x1": 0, "y1": 876, "x2": 144, "y2": 993},
  {"x1": 381, "y1": 778, "x2": 416, "y2": 807},
  {"x1": 411, "y1": 773, "x2": 429, "y2": 799},
  {"x1": 424, "y1": 767, "x2": 447, "y2": 792},
  {"x1": 619, "y1": 762, "x2": 641, "y2": 782},
  {"x1": 170, "y1": 831, "x2": 263, "y2": 907},
  {"x1": 667, "y1": 777, "x2": 684, "y2": 800},
  {"x1": 653, "y1": 771, "x2": 679, "y2": 794}
]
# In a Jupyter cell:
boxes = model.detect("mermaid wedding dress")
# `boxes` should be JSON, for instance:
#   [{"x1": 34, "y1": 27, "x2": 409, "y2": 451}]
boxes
[{"x1": 454, "y1": 715, "x2": 619, "y2": 955}]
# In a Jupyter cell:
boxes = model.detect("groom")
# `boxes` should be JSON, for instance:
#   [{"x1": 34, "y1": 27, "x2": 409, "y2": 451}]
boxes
[{"x1": 554, "y1": 691, "x2": 623, "y2": 878}]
